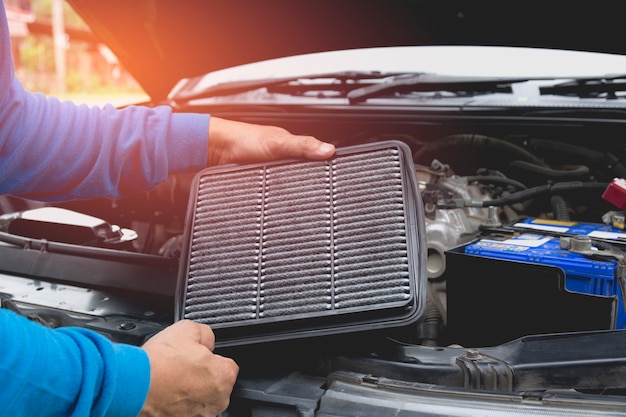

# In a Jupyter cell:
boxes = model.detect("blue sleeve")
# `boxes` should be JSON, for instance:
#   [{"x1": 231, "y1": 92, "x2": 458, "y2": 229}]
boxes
[
  {"x1": 0, "y1": 4, "x2": 208, "y2": 201},
  {"x1": 0, "y1": 309, "x2": 150, "y2": 417},
  {"x1": 0, "y1": 77, "x2": 209, "y2": 201}
]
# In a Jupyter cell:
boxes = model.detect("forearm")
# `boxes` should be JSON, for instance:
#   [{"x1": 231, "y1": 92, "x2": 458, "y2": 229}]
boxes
[
  {"x1": 0, "y1": 78, "x2": 209, "y2": 201},
  {"x1": 0, "y1": 310, "x2": 150, "y2": 417}
]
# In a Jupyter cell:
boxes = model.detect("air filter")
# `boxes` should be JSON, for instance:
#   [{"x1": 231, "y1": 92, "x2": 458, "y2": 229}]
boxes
[{"x1": 176, "y1": 140, "x2": 426, "y2": 346}]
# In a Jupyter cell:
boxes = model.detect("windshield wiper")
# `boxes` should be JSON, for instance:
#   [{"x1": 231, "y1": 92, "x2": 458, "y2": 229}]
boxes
[
  {"x1": 346, "y1": 74, "x2": 530, "y2": 104},
  {"x1": 170, "y1": 71, "x2": 423, "y2": 103},
  {"x1": 539, "y1": 74, "x2": 626, "y2": 98},
  {"x1": 171, "y1": 72, "x2": 626, "y2": 104}
]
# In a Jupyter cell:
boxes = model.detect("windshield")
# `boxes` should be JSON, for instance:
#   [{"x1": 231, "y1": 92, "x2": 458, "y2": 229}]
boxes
[{"x1": 169, "y1": 46, "x2": 626, "y2": 99}]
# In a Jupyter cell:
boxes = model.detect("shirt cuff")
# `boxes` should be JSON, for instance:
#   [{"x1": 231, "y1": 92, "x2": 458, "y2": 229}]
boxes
[
  {"x1": 166, "y1": 112, "x2": 210, "y2": 173},
  {"x1": 106, "y1": 344, "x2": 151, "y2": 417}
]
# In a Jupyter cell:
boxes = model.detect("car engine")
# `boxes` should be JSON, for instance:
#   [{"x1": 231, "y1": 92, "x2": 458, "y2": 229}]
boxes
[{"x1": 2, "y1": 115, "x2": 626, "y2": 412}]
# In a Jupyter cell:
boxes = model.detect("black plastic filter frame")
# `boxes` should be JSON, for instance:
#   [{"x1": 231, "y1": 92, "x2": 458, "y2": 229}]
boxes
[{"x1": 176, "y1": 140, "x2": 426, "y2": 346}]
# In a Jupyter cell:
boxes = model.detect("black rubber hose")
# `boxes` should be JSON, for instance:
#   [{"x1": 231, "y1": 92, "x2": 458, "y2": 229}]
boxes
[
  {"x1": 465, "y1": 175, "x2": 527, "y2": 190},
  {"x1": 412, "y1": 134, "x2": 548, "y2": 167},
  {"x1": 528, "y1": 138, "x2": 626, "y2": 178},
  {"x1": 482, "y1": 181, "x2": 608, "y2": 207},
  {"x1": 550, "y1": 195, "x2": 570, "y2": 221},
  {"x1": 594, "y1": 240, "x2": 626, "y2": 257},
  {"x1": 507, "y1": 160, "x2": 590, "y2": 180},
  {"x1": 528, "y1": 138, "x2": 605, "y2": 163},
  {"x1": 417, "y1": 296, "x2": 442, "y2": 347}
]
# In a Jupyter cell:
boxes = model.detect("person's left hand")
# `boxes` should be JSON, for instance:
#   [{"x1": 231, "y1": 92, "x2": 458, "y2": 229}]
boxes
[
  {"x1": 206, "y1": 117, "x2": 335, "y2": 166},
  {"x1": 140, "y1": 320, "x2": 239, "y2": 417}
]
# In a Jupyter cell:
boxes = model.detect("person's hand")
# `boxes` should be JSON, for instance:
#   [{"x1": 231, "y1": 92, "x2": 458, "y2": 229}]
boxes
[
  {"x1": 139, "y1": 320, "x2": 239, "y2": 417},
  {"x1": 207, "y1": 117, "x2": 335, "y2": 166}
]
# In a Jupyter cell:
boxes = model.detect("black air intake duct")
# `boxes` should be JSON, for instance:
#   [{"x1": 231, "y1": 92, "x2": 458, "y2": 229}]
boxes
[{"x1": 176, "y1": 141, "x2": 426, "y2": 346}]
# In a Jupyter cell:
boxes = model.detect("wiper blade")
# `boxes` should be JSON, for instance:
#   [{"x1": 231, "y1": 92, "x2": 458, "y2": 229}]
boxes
[
  {"x1": 347, "y1": 74, "x2": 529, "y2": 104},
  {"x1": 539, "y1": 73, "x2": 626, "y2": 98},
  {"x1": 171, "y1": 71, "x2": 422, "y2": 103}
]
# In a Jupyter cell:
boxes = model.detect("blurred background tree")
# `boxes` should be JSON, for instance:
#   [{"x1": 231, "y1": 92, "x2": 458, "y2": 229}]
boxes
[{"x1": 6, "y1": 0, "x2": 146, "y2": 105}]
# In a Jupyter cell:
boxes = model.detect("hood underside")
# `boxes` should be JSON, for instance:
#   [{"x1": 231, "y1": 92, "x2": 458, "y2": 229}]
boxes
[{"x1": 67, "y1": 0, "x2": 626, "y2": 101}]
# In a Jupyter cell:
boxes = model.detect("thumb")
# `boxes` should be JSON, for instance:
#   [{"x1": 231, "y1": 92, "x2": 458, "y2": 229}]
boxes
[
  {"x1": 157, "y1": 320, "x2": 216, "y2": 351},
  {"x1": 287, "y1": 135, "x2": 336, "y2": 160}
]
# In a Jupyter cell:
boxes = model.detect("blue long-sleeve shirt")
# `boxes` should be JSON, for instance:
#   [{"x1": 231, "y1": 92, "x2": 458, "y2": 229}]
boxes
[
  {"x1": 0, "y1": 310, "x2": 150, "y2": 417},
  {"x1": 0, "y1": 2, "x2": 212, "y2": 415},
  {"x1": 0, "y1": 8, "x2": 209, "y2": 201}
]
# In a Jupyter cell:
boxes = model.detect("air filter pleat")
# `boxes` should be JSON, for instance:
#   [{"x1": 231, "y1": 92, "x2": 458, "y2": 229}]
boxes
[
  {"x1": 178, "y1": 142, "x2": 424, "y2": 343},
  {"x1": 259, "y1": 161, "x2": 333, "y2": 318}
]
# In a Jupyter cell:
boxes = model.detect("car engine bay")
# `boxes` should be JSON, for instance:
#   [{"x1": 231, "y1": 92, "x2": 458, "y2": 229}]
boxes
[{"x1": 2, "y1": 107, "x2": 626, "y2": 414}]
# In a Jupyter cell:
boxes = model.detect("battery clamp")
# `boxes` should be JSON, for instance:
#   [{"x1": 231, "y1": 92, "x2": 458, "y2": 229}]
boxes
[{"x1": 560, "y1": 234, "x2": 626, "y2": 313}]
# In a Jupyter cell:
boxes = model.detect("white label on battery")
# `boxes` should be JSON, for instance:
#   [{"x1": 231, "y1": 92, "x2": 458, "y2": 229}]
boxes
[
  {"x1": 514, "y1": 222, "x2": 569, "y2": 233},
  {"x1": 588, "y1": 230, "x2": 626, "y2": 240},
  {"x1": 478, "y1": 234, "x2": 552, "y2": 248}
]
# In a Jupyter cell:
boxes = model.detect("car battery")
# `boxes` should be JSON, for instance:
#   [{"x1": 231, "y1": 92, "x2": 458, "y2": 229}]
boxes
[
  {"x1": 465, "y1": 219, "x2": 626, "y2": 328},
  {"x1": 443, "y1": 218, "x2": 624, "y2": 346}
]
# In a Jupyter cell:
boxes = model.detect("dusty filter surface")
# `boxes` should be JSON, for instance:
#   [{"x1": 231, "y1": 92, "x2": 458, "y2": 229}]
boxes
[{"x1": 176, "y1": 140, "x2": 425, "y2": 346}]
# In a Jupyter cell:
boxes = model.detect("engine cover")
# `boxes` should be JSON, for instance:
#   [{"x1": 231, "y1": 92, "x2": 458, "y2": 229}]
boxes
[{"x1": 176, "y1": 141, "x2": 426, "y2": 346}]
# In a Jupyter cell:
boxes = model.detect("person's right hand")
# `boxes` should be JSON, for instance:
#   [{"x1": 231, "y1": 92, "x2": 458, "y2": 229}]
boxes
[
  {"x1": 139, "y1": 320, "x2": 239, "y2": 417},
  {"x1": 207, "y1": 117, "x2": 335, "y2": 166}
]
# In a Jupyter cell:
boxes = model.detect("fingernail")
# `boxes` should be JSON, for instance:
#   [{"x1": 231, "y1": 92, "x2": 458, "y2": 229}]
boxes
[{"x1": 319, "y1": 143, "x2": 335, "y2": 155}]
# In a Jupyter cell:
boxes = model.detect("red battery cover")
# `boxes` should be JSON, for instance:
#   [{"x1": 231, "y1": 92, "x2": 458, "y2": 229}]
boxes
[{"x1": 602, "y1": 178, "x2": 626, "y2": 210}]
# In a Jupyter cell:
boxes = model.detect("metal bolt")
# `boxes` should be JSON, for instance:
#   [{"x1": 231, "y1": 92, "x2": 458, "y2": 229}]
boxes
[
  {"x1": 465, "y1": 349, "x2": 481, "y2": 359},
  {"x1": 570, "y1": 235, "x2": 592, "y2": 252},
  {"x1": 118, "y1": 322, "x2": 136, "y2": 331}
]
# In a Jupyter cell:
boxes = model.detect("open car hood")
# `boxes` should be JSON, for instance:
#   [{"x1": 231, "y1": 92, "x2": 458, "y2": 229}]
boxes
[{"x1": 66, "y1": 0, "x2": 626, "y2": 101}]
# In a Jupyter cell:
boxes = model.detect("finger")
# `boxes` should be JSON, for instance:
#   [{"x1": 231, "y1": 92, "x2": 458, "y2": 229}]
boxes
[
  {"x1": 288, "y1": 135, "x2": 335, "y2": 160},
  {"x1": 199, "y1": 354, "x2": 239, "y2": 415},
  {"x1": 169, "y1": 319, "x2": 216, "y2": 351},
  {"x1": 212, "y1": 354, "x2": 240, "y2": 383},
  {"x1": 193, "y1": 322, "x2": 217, "y2": 351},
  {"x1": 312, "y1": 140, "x2": 336, "y2": 159}
]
